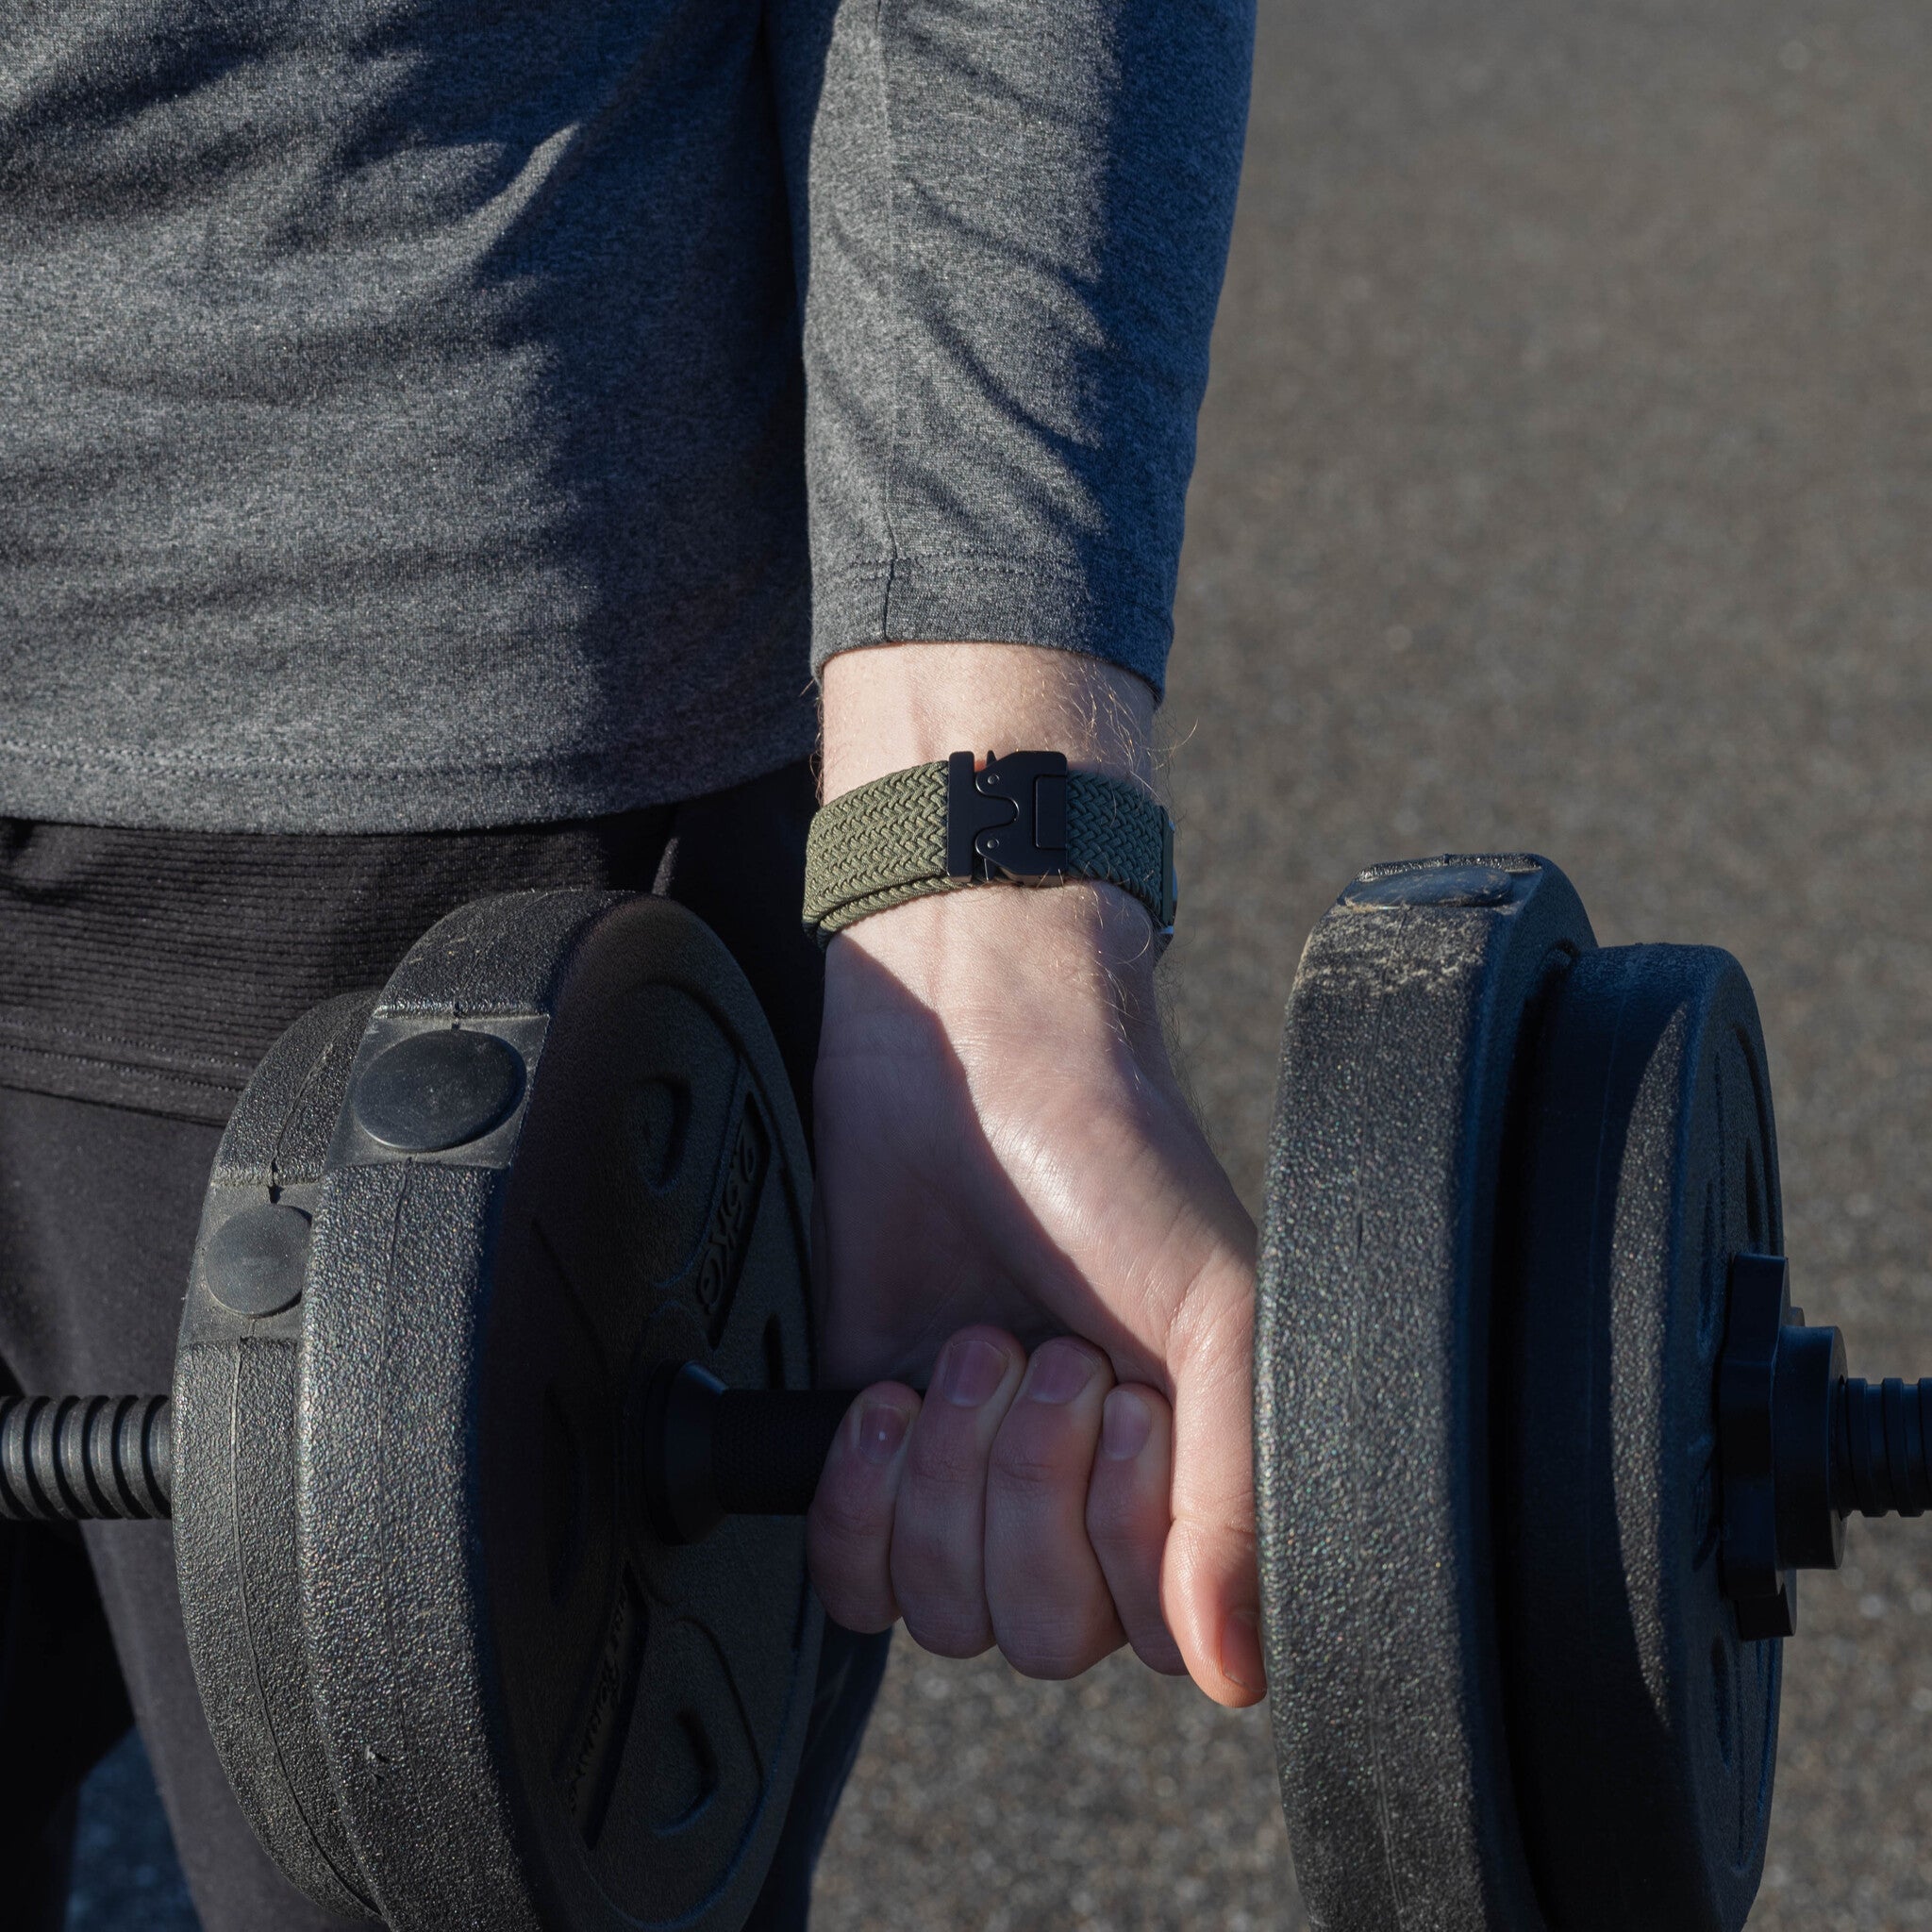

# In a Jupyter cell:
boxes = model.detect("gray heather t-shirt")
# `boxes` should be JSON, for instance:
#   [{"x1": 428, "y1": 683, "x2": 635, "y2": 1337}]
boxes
[{"x1": 0, "y1": 0, "x2": 1252, "y2": 833}]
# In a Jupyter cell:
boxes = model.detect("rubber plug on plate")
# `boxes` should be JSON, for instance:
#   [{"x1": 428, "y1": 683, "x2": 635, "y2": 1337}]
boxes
[
  {"x1": 206, "y1": 1202, "x2": 312, "y2": 1317},
  {"x1": 354, "y1": 1030, "x2": 525, "y2": 1153}
]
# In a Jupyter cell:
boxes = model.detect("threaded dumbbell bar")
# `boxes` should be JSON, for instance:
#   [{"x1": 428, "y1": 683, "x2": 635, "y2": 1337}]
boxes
[
  {"x1": 0, "y1": 1374, "x2": 855, "y2": 1538},
  {"x1": 4, "y1": 1348, "x2": 1929, "y2": 1557},
  {"x1": 1717, "y1": 1253, "x2": 1932, "y2": 1636},
  {"x1": 1834, "y1": 1376, "x2": 1932, "y2": 1519},
  {"x1": 0, "y1": 1393, "x2": 173, "y2": 1522}
]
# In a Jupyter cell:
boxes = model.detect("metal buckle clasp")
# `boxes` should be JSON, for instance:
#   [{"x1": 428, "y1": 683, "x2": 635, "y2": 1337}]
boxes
[{"x1": 945, "y1": 751, "x2": 1069, "y2": 884}]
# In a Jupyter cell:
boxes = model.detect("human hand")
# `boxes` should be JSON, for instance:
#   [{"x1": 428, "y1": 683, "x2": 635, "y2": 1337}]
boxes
[{"x1": 805, "y1": 644, "x2": 1262, "y2": 1707}]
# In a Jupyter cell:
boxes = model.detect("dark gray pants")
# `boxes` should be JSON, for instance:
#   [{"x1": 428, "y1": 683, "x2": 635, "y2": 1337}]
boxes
[{"x1": 0, "y1": 765, "x2": 888, "y2": 1931}]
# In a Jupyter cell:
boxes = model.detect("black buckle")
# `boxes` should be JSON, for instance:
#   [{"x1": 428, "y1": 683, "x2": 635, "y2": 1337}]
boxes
[{"x1": 945, "y1": 751, "x2": 1069, "y2": 883}]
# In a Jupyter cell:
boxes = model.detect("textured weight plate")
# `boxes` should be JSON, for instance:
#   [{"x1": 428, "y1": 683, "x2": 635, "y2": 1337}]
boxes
[
  {"x1": 1502, "y1": 946, "x2": 1782, "y2": 1930},
  {"x1": 174, "y1": 987, "x2": 384, "y2": 1920},
  {"x1": 296, "y1": 891, "x2": 821, "y2": 1932},
  {"x1": 1256, "y1": 856, "x2": 1594, "y2": 1931}
]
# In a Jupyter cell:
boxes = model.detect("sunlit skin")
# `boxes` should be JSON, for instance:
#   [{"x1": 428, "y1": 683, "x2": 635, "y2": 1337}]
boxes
[{"x1": 808, "y1": 641, "x2": 1264, "y2": 1707}]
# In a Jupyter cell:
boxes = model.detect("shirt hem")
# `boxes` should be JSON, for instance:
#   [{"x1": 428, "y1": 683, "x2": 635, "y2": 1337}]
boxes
[
  {"x1": 0, "y1": 1038, "x2": 245, "y2": 1127},
  {"x1": 0, "y1": 710, "x2": 818, "y2": 835}
]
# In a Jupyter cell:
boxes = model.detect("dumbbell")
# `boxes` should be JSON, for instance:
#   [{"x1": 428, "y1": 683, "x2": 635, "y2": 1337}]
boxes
[
  {"x1": 1, "y1": 890, "x2": 835, "y2": 1932},
  {"x1": 4, "y1": 860, "x2": 1928, "y2": 1932}
]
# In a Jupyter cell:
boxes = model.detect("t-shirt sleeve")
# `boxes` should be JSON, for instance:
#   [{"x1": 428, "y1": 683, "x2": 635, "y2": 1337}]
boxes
[{"x1": 769, "y1": 0, "x2": 1255, "y2": 698}]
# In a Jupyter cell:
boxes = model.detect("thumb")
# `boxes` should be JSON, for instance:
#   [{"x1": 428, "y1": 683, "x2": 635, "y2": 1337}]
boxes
[{"x1": 1160, "y1": 1273, "x2": 1265, "y2": 1707}]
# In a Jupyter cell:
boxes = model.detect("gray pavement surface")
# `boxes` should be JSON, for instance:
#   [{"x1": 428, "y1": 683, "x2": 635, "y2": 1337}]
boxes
[
  {"x1": 66, "y1": 1734, "x2": 196, "y2": 1931},
  {"x1": 69, "y1": 0, "x2": 1932, "y2": 1924}
]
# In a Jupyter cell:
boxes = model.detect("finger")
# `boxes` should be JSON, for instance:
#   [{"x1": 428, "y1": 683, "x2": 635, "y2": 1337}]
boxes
[
  {"x1": 1163, "y1": 1278, "x2": 1266, "y2": 1706},
  {"x1": 1087, "y1": 1384, "x2": 1187, "y2": 1674},
  {"x1": 890, "y1": 1326, "x2": 1024, "y2": 1657},
  {"x1": 984, "y1": 1339, "x2": 1124, "y2": 1678},
  {"x1": 807, "y1": 1384, "x2": 920, "y2": 1632}
]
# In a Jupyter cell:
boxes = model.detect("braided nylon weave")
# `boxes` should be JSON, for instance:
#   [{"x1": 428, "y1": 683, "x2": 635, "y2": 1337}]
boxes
[{"x1": 803, "y1": 759, "x2": 1170, "y2": 945}]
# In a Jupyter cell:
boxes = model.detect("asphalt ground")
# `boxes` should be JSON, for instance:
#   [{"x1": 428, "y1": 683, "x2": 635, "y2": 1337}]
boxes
[{"x1": 71, "y1": 0, "x2": 1932, "y2": 1924}]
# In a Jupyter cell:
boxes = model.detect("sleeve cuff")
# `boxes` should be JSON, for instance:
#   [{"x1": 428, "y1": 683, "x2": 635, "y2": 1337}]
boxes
[{"x1": 808, "y1": 553, "x2": 1174, "y2": 698}]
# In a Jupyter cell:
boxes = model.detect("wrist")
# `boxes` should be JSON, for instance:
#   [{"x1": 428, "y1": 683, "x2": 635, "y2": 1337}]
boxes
[
  {"x1": 819, "y1": 641, "x2": 1158, "y2": 800},
  {"x1": 826, "y1": 881, "x2": 1165, "y2": 1066},
  {"x1": 841, "y1": 864, "x2": 1158, "y2": 974}
]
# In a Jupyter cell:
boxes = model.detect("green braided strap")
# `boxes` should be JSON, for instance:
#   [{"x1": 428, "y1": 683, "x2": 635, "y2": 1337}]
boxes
[
  {"x1": 803, "y1": 762, "x2": 961, "y2": 940},
  {"x1": 803, "y1": 758, "x2": 1175, "y2": 947}
]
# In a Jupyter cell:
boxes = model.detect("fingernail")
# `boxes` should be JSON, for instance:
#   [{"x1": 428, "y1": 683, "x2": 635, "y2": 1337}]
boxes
[
  {"x1": 1221, "y1": 1606, "x2": 1265, "y2": 1695},
  {"x1": 857, "y1": 1402, "x2": 909, "y2": 1465},
  {"x1": 1025, "y1": 1345, "x2": 1098, "y2": 1406},
  {"x1": 938, "y1": 1336, "x2": 1008, "y2": 1407},
  {"x1": 1100, "y1": 1388, "x2": 1152, "y2": 1459}
]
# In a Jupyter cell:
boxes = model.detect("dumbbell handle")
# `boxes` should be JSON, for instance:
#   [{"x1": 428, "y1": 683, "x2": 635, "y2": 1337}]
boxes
[
  {"x1": 641, "y1": 1362, "x2": 856, "y2": 1544},
  {"x1": 675, "y1": 1362, "x2": 1932, "y2": 1551}
]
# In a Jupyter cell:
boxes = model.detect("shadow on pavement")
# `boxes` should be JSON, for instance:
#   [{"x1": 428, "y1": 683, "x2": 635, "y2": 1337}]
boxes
[{"x1": 66, "y1": 1730, "x2": 198, "y2": 1931}]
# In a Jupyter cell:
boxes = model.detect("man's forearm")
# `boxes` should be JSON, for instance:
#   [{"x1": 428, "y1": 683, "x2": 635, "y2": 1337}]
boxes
[{"x1": 820, "y1": 641, "x2": 1159, "y2": 800}]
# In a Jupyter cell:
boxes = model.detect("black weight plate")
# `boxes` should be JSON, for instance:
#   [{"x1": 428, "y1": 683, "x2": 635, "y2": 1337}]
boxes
[
  {"x1": 296, "y1": 891, "x2": 821, "y2": 1932},
  {"x1": 1256, "y1": 855, "x2": 1594, "y2": 1931},
  {"x1": 174, "y1": 987, "x2": 385, "y2": 1921},
  {"x1": 1501, "y1": 946, "x2": 1782, "y2": 1931}
]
